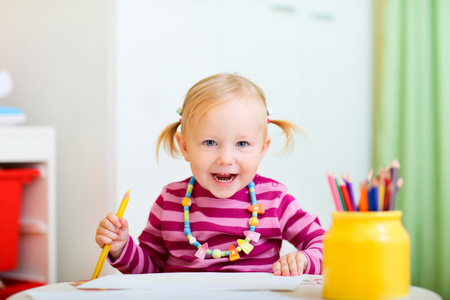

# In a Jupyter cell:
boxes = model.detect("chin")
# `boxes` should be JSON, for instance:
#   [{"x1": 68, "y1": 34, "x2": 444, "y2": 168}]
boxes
[{"x1": 211, "y1": 189, "x2": 236, "y2": 199}]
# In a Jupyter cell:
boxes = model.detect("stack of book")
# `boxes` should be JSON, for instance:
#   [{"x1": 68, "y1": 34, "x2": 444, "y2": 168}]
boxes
[{"x1": 0, "y1": 106, "x2": 26, "y2": 125}]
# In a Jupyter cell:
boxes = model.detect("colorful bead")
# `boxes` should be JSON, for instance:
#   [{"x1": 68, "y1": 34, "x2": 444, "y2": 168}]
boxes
[
  {"x1": 244, "y1": 230, "x2": 260, "y2": 242},
  {"x1": 189, "y1": 237, "x2": 196, "y2": 244},
  {"x1": 195, "y1": 243, "x2": 208, "y2": 259},
  {"x1": 237, "y1": 239, "x2": 254, "y2": 254},
  {"x1": 249, "y1": 217, "x2": 259, "y2": 226},
  {"x1": 247, "y1": 204, "x2": 265, "y2": 214},
  {"x1": 212, "y1": 249, "x2": 222, "y2": 259},
  {"x1": 182, "y1": 197, "x2": 192, "y2": 207},
  {"x1": 229, "y1": 244, "x2": 240, "y2": 261}
]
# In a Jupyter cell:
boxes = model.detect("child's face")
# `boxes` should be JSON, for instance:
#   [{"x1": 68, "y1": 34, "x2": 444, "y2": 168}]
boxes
[{"x1": 176, "y1": 97, "x2": 271, "y2": 199}]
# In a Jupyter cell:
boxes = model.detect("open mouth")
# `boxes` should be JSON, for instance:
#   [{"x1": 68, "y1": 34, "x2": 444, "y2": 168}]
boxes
[{"x1": 212, "y1": 173, "x2": 237, "y2": 183}]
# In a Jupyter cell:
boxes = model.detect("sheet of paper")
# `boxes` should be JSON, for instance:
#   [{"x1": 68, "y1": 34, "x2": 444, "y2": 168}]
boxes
[
  {"x1": 28, "y1": 289, "x2": 278, "y2": 300},
  {"x1": 77, "y1": 272, "x2": 304, "y2": 291}
]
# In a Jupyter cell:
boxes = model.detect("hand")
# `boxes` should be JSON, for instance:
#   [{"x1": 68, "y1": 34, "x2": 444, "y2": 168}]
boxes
[
  {"x1": 95, "y1": 212, "x2": 129, "y2": 260},
  {"x1": 272, "y1": 252, "x2": 307, "y2": 276}
]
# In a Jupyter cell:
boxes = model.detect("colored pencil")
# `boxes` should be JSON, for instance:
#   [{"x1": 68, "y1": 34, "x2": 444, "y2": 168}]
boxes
[
  {"x1": 378, "y1": 167, "x2": 385, "y2": 210},
  {"x1": 92, "y1": 190, "x2": 130, "y2": 279},
  {"x1": 368, "y1": 185, "x2": 374, "y2": 211},
  {"x1": 397, "y1": 178, "x2": 404, "y2": 190},
  {"x1": 371, "y1": 177, "x2": 380, "y2": 211},
  {"x1": 388, "y1": 160, "x2": 400, "y2": 210},
  {"x1": 340, "y1": 179, "x2": 354, "y2": 211},
  {"x1": 327, "y1": 171, "x2": 343, "y2": 211},
  {"x1": 334, "y1": 177, "x2": 347, "y2": 211},
  {"x1": 344, "y1": 175, "x2": 357, "y2": 212},
  {"x1": 383, "y1": 169, "x2": 391, "y2": 211},
  {"x1": 359, "y1": 181, "x2": 369, "y2": 211},
  {"x1": 366, "y1": 169, "x2": 374, "y2": 184}
]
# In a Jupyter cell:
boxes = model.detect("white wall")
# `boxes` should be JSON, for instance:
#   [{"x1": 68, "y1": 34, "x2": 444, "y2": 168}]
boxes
[
  {"x1": 0, "y1": 0, "x2": 115, "y2": 282},
  {"x1": 0, "y1": 0, "x2": 372, "y2": 282},
  {"x1": 115, "y1": 0, "x2": 373, "y2": 245}
]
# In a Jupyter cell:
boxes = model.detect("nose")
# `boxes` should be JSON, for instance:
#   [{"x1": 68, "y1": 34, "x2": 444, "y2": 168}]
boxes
[{"x1": 216, "y1": 146, "x2": 235, "y2": 165}]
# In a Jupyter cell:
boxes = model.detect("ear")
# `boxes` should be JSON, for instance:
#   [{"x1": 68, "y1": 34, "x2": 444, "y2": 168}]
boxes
[
  {"x1": 260, "y1": 136, "x2": 271, "y2": 160},
  {"x1": 175, "y1": 132, "x2": 190, "y2": 162}
]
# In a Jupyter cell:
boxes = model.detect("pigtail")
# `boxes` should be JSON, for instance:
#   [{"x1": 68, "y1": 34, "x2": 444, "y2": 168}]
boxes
[
  {"x1": 156, "y1": 121, "x2": 182, "y2": 159},
  {"x1": 269, "y1": 119, "x2": 304, "y2": 156}
]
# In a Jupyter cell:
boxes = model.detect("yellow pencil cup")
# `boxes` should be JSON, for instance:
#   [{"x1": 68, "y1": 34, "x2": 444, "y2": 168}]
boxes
[{"x1": 323, "y1": 211, "x2": 410, "y2": 300}]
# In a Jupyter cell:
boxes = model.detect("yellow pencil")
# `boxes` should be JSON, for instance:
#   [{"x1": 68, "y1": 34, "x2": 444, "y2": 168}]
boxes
[{"x1": 91, "y1": 190, "x2": 130, "y2": 279}]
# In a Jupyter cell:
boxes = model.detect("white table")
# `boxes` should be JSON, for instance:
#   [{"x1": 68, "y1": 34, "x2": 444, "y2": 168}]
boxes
[{"x1": 8, "y1": 275, "x2": 442, "y2": 300}]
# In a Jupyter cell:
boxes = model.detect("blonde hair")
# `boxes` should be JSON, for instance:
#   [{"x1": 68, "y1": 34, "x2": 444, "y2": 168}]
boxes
[{"x1": 156, "y1": 73, "x2": 303, "y2": 159}]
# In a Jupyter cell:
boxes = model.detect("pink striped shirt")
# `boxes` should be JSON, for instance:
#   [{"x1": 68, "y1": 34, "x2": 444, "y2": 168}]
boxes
[{"x1": 110, "y1": 175, "x2": 325, "y2": 274}]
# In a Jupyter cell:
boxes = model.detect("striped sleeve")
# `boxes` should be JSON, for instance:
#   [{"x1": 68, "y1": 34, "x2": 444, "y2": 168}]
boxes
[
  {"x1": 278, "y1": 193, "x2": 325, "y2": 275},
  {"x1": 109, "y1": 194, "x2": 168, "y2": 273}
]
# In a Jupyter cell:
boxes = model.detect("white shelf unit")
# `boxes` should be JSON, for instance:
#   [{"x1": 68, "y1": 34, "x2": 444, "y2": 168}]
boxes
[{"x1": 0, "y1": 126, "x2": 56, "y2": 284}]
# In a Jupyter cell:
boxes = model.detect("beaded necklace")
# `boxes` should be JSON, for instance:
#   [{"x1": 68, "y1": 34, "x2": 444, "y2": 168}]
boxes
[{"x1": 182, "y1": 176, "x2": 264, "y2": 261}]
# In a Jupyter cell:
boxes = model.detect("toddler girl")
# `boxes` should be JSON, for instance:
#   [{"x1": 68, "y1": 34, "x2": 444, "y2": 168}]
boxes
[{"x1": 96, "y1": 73, "x2": 325, "y2": 276}]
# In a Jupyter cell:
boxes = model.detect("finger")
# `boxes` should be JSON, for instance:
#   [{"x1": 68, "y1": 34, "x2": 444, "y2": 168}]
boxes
[
  {"x1": 102, "y1": 212, "x2": 122, "y2": 229},
  {"x1": 96, "y1": 227, "x2": 120, "y2": 244},
  {"x1": 95, "y1": 232, "x2": 117, "y2": 248},
  {"x1": 118, "y1": 218, "x2": 129, "y2": 238},
  {"x1": 272, "y1": 261, "x2": 282, "y2": 276},
  {"x1": 296, "y1": 253, "x2": 307, "y2": 274},
  {"x1": 98, "y1": 218, "x2": 120, "y2": 237},
  {"x1": 95, "y1": 234, "x2": 105, "y2": 248},
  {"x1": 106, "y1": 212, "x2": 121, "y2": 228},
  {"x1": 279, "y1": 257, "x2": 291, "y2": 277},
  {"x1": 119, "y1": 217, "x2": 128, "y2": 230},
  {"x1": 287, "y1": 256, "x2": 299, "y2": 276}
]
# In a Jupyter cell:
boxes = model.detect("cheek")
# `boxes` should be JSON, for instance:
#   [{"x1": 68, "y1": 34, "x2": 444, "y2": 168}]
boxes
[
  {"x1": 241, "y1": 154, "x2": 262, "y2": 170},
  {"x1": 190, "y1": 152, "x2": 212, "y2": 170}
]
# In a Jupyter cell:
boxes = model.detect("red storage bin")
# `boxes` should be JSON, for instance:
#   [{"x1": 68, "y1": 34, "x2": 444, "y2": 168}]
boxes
[
  {"x1": 0, "y1": 277, "x2": 44, "y2": 300},
  {"x1": 0, "y1": 168, "x2": 40, "y2": 272}
]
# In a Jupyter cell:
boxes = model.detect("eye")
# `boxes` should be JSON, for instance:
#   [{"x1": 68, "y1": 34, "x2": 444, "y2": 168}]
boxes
[
  {"x1": 203, "y1": 140, "x2": 217, "y2": 147},
  {"x1": 236, "y1": 141, "x2": 248, "y2": 147}
]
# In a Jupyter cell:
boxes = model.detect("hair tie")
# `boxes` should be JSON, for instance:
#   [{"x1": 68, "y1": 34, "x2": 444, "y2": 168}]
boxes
[
  {"x1": 267, "y1": 107, "x2": 274, "y2": 124},
  {"x1": 176, "y1": 108, "x2": 182, "y2": 124}
]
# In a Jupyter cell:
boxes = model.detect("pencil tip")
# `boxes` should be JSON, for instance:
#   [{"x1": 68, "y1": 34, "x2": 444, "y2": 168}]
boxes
[{"x1": 390, "y1": 159, "x2": 401, "y2": 168}]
